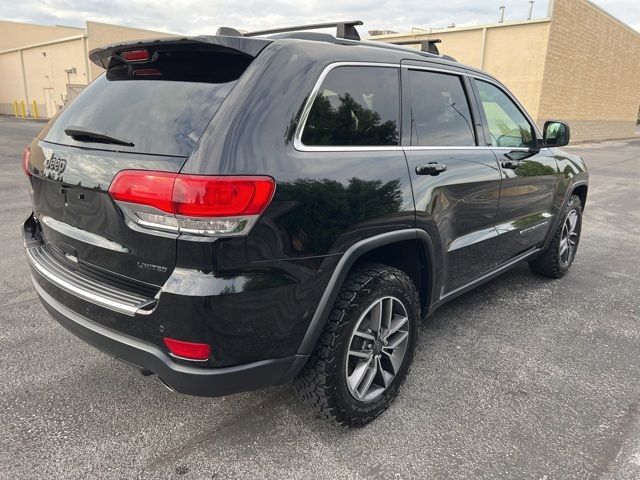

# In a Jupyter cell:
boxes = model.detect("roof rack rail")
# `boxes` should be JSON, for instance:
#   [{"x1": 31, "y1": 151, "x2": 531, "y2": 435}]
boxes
[
  {"x1": 384, "y1": 38, "x2": 442, "y2": 55},
  {"x1": 216, "y1": 20, "x2": 363, "y2": 41},
  {"x1": 381, "y1": 38, "x2": 458, "y2": 62}
]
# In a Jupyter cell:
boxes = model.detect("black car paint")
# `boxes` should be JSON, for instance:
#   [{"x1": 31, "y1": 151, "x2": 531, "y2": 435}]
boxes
[
  {"x1": 27, "y1": 141, "x2": 184, "y2": 286},
  {"x1": 23, "y1": 36, "x2": 588, "y2": 394}
]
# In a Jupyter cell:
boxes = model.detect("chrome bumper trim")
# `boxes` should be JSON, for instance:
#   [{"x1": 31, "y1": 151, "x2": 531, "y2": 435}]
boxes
[{"x1": 26, "y1": 244, "x2": 155, "y2": 316}]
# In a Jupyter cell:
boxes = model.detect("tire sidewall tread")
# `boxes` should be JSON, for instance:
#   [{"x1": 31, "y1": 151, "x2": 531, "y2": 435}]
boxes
[
  {"x1": 529, "y1": 194, "x2": 583, "y2": 278},
  {"x1": 294, "y1": 263, "x2": 420, "y2": 427}
]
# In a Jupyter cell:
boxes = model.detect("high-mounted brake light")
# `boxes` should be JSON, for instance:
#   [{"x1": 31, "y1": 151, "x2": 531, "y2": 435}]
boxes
[
  {"x1": 22, "y1": 146, "x2": 31, "y2": 177},
  {"x1": 108, "y1": 171, "x2": 276, "y2": 237},
  {"x1": 120, "y1": 49, "x2": 150, "y2": 62},
  {"x1": 132, "y1": 68, "x2": 161, "y2": 77},
  {"x1": 163, "y1": 338, "x2": 211, "y2": 361}
]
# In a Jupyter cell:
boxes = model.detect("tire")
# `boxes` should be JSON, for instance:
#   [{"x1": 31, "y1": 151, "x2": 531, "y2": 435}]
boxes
[
  {"x1": 293, "y1": 263, "x2": 419, "y2": 427},
  {"x1": 529, "y1": 194, "x2": 583, "y2": 278}
]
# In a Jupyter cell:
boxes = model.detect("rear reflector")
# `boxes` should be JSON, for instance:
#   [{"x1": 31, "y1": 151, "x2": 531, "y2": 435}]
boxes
[
  {"x1": 163, "y1": 338, "x2": 211, "y2": 361},
  {"x1": 108, "y1": 171, "x2": 276, "y2": 237},
  {"x1": 22, "y1": 146, "x2": 31, "y2": 177},
  {"x1": 120, "y1": 49, "x2": 150, "y2": 62}
]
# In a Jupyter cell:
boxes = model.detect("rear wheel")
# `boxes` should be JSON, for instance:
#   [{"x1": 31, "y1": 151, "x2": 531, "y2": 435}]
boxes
[
  {"x1": 294, "y1": 264, "x2": 419, "y2": 427},
  {"x1": 529, "y1": 194, "x2": 583, "y2": 278}
]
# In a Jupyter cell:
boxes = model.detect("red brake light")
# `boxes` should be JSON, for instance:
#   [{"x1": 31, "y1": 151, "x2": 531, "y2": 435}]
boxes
[
  {"x1": 109, "y1": 171, "x2": 176, "y2": 213},
  {"x1": 120, "y1": 49, "x2": 150, "y2": 62},
  {"x1": 109, "y1": 171, "x2": 275, "y2": 217},
  {"x1": 108, "y1": 171, "x2": 276, "y2": 237},
  {"x1": 163, "y1": 338, "x2": 211, "y2": 361},
  {"x1": 173, "y1": 175, "x2": 276, "y2": 217},
  {"x1": 132, "y1": 68, "x2": 161, "y2": 77},
  {"x1": 22, "y1": 146, "x2": 31, "y2": 177}
]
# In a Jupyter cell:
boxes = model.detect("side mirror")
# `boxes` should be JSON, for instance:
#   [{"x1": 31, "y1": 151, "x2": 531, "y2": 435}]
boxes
[{"x1": 543, "y1": 121, "x2": 571, "y2": 147}]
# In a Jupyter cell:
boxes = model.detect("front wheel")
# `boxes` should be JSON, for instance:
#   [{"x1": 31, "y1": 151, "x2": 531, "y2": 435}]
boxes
[
  {"x1": 293, "y1": 264, "x2": 419, "y2": 427},
  {"x1": 529, "y1": 194, "x2": 583, "y2": 278}
]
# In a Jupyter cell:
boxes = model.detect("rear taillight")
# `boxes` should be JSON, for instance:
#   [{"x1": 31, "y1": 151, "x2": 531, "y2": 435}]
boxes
[
  {"x1": 22, "y1": 146, "x2": 31, "y2": 177},
  {"x1": 163, "y1": 338, "x2": 211, "y2": 361},
  {"x1": 108, "y1": 170, "x2": 276, "y2": 237}
]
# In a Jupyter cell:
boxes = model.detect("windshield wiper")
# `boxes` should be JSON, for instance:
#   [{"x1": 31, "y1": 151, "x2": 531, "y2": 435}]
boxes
[{"x1": 64, "y1": 126, "x2": 134, "y2": 147}]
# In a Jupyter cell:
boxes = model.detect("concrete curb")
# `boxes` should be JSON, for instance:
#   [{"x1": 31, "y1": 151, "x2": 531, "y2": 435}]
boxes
[{"x1": 0, "y1": 114, "x2": 48, "y2": 123}]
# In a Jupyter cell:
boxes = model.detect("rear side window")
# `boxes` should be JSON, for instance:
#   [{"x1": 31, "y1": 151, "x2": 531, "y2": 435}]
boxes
[
  {"x1": 301, "y1": 66, "x2": 400, "y2": 147},
  {"x1": 476, "y1": 80, "x2": 534, "y2": 148},
  {"x1": 407, "y1": 70, "x2": 476, "y2": 147},
  {"x1": 40, "y1": 50, "x2": 249, "y2": 157}
]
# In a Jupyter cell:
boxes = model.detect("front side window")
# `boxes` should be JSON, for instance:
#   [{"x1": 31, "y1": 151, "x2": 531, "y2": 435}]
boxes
[
  {"x1": 408, "y1": 70, "x2": 476, "y2": 147},
  {"x1": 476, "y1": 80, "x2": 534, "y2": 148},
  {"x1": 301, "y1": 66, "x2": 400, "y2": 147}
]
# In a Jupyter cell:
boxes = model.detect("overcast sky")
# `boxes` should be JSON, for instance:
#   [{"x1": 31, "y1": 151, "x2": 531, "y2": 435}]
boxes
[{"x1": 2, "y1": 0, "x2": 638, "y2": 36}]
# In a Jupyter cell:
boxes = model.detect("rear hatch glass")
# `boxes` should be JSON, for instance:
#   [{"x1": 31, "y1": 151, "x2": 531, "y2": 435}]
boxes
[{"x1": 38, "y1": 49, "x2": 250, "y2": 157}]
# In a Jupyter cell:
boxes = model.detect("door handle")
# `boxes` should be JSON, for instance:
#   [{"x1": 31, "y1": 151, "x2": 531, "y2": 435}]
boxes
[
  {"x1": 501, "y1": 160, "x2": 521, "y2": 170},
  {"x1": 416, "y1": 162, "x2": 447, "y2": 176}
]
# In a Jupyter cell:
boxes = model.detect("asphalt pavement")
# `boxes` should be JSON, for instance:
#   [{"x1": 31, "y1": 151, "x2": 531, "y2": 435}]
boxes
[{"x1": 1, "y1": 116, "x2": 638, "y2": 479}]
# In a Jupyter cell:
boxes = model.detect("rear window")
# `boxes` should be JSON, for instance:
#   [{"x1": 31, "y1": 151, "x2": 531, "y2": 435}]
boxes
[
  {"x1": 301, "y1": 66, "x2": 400, "y2": 147},
  {"x1": 40, "y1": 50, "x2": 250, "y2": 157}
]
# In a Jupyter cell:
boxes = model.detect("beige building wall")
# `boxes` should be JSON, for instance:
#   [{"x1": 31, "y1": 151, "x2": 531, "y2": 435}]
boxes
[
  {"x1": 372, "y1": 3, "x2": 640, "y2": 143},
  {"x1": 0, "y1": 21, "x2": 177, "y2": 118},
  {"x1": 86, "y1": 21, "x2": 176, "y2": 81},
  {"x1": 0, "y1": 51, "x2": 24, "y2": 114},
  {"x1": 0, "y1": 37, "x2": 87, "y2": 117},
  {"x1": 482, "y1": 22, "x2": 550, "y2": 120},
  {"x1": 370, "y1": 20, "x2": 551, "y2": 121},
  {"x1": 22, "y1": 38, "x2": 88, "y2": 117},
  {"x1": 538, "y1": 0, "x2": 640, "y2": 141},
  {"x1": 0, "y1": 20, "x2": 83, "y2": 51}
]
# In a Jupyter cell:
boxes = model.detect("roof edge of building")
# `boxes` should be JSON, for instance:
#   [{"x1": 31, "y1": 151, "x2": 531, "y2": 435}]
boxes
[
  {"x1": 0, "y1": 34, "x2": 86, "y2": 55},
  {"x1": 0, "y1": 19, "x2": 84, "y2": 31},
  {"x1": 368, "y1": 17, "x2": 551, "y2": 40},
  {"x1": 573, "y1": 0, "x2": 640, "y2": 37},
  {"x1": 85, "y1": 20, "x2": 179, "y2": 37}
]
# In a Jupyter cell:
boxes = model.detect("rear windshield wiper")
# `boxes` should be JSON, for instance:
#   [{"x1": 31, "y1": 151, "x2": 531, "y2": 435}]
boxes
[{"x1": 64, "y1": 126, "x2": 134, "y2": 147}]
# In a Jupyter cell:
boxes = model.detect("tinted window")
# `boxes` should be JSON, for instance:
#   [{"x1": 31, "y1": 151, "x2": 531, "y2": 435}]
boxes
[
  {"x1": 408, "y1": 70, "x2": 476, "y2": 147},
  {"x1": 301, "y1": 66, "x2": 400, "y2": 146},
  {"x1": 476, "y1": 80, "x2": 534, "y2": 148},
  {"x1": 41, "y1": 51, "x2": 246, "y2": 157}
]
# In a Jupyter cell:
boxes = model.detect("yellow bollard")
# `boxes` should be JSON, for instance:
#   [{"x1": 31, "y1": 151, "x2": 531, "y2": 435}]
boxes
[
  {"x1": 32, "y1": 100, "x2": 38, "y2": 119},
  {"x1": 13, "y1": 101, "x2": 18, "y2": 118},
  {"x1": 20, "y1": 100, "x2": 26, "y2": 118}
]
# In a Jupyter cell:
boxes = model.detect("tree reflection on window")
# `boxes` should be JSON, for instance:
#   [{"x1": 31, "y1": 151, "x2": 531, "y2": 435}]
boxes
[
  {"x1": 300, "y1": 66, "x2": 400, "y2": 147},
  {"x1": 302, "y1": 93, "x2": 399, "y2": 146}
]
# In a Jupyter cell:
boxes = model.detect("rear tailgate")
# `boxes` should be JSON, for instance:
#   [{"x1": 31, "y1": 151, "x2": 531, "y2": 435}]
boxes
[{"x1": 27, "y1": 36, "x2": 270, "y2": 287}]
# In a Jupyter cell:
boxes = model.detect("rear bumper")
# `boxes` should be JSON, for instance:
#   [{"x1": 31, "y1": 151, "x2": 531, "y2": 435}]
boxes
[{"x1": 32, "y1": 279, "x2": 308, "y2": 397}]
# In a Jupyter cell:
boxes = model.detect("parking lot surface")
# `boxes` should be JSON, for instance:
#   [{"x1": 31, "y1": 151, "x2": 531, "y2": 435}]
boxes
[{"x1": 1, "y1": 116, "x2": 639, "y2": 479}]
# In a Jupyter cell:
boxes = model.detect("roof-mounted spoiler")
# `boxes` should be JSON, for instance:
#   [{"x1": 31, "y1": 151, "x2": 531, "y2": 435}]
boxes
[
  {"x1": 88, "y1": 36, "x2": 272, "y2": 69},
  {"x1": 381, "y1": 38, "x2": 457, "y2": 62}
]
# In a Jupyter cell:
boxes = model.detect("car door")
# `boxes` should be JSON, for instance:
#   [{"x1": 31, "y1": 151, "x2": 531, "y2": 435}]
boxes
[
  {"x1": 401, "y1": 64, "x2": 503, "y2": 294},
  {"x1": 472, "y1": 77, "x2": 559, "y2": 264}
]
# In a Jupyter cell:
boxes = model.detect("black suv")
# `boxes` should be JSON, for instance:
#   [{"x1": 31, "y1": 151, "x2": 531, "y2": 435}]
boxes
[{"x1": 22, "y1": 22, "x2": 588, "y2": 426}]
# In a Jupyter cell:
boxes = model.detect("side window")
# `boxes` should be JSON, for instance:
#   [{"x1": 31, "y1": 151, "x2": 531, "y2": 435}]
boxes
[
  {"x1": 476, "y1": 80, "x2": 534, "y2": 148},
  {"x1": 301, "y1": 66, "x2": 400, "y2": 146},
  {"x1": 408, "y1": 70, "x2": 476, "y2": 147}
]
